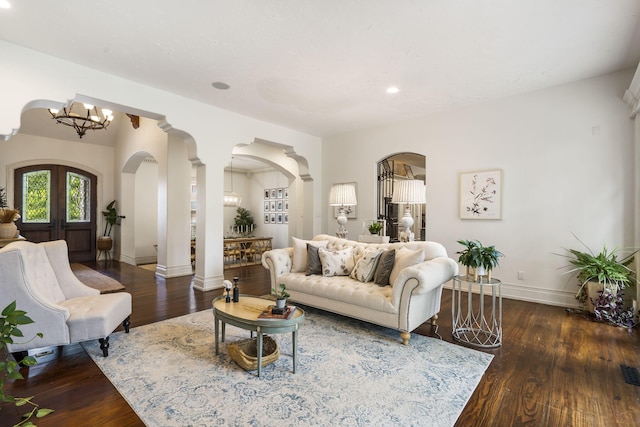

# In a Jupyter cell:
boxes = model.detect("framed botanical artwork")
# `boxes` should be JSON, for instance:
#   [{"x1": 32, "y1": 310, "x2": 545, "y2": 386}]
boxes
[
  {"x1": 264, "y1": 201, "x2": 270, "y2": 212},
  {"x1": 459, "y1": 169, "x2": 502, "y2": 219},
  {"x1": 277, "y1": 188, "x2": 283, "y2": 199},
  {"x1": 284, "y1": 213, "x2": 289, "y2": 224},
  {"x1": 270, "y1": 189, "x2": 277, "y2": 199},
  {"x1": 284, "y1": 200, "x2": 289, "y2": 211},
  {"x1": 277, "y1": 213, "x2": 283, "y2": 224},
  {"x1": 264, "y1": 189, "x2": 270, "y2": 200},
  {"x1": 270, "y1": 213, "x2": 276, "y2": 224},
  {"x1": 277, "y1": 201, "x2": 283, "y2": 211},
  {"x1": 270, "y1": 201, "x2": 276, "y2": 212},
  {"x1": 284, "y1": 188, "x2": 289, "y2": 199},
  {"x1": 264, "y1": 213, "x2": 270, "y2": 223}
]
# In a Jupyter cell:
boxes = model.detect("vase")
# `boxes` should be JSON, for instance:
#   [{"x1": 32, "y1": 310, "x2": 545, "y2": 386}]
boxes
[
  {"x1": 275, "y1": 298, "x2": 286, "y2": 309},
  {"x1": 0, "y1": 222, "x2": 18, "y2": 239}
]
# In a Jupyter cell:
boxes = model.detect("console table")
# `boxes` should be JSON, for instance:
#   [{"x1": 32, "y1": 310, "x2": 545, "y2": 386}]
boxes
[
  {"x1": 451, "y1": 275, "x2": 502, "y2": 348},
  {"x1": 223, "y1": 237, "x2": 272, "y2": 269}
]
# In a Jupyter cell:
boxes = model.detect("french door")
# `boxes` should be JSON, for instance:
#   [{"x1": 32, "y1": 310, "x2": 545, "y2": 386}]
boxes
[{"x1": 14, "y1": 165, "x2": 97, "y2": 262}]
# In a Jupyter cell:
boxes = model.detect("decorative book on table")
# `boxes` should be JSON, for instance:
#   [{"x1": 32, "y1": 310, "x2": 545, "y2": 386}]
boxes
[{"x1": 258, "y1": 305, "x2": 297, "y2": 320}]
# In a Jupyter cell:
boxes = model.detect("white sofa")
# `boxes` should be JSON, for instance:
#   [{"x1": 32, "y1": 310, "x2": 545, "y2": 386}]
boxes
[
  {"x1": 262, "y1": 234, "x2": 458, "y2": 344},
  {"x1": 0, "y1": 240, "x2": 132, "y2": 358}
]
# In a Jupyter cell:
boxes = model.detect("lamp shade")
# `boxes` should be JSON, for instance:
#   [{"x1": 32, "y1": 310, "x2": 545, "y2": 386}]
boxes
[
  {"x1": 329, "y1": 183, "x2": 357, "y2": 206},
  {"x1": 391, "y1": 180, "x2": 426, "y2": 204}
]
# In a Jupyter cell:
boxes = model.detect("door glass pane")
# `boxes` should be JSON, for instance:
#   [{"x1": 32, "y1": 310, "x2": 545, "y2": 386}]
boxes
[
  {"x1": 22, "y1": 170, "x2": 51, "y2": 223},
  {"x1": 66, "y1": 172, "x2": 90, "y2": 222}
]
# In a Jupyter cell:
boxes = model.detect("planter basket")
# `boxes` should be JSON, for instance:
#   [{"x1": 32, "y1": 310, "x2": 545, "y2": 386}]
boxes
[{"x1": 228, "y1": 335, "x2": 279, "y2": 371}]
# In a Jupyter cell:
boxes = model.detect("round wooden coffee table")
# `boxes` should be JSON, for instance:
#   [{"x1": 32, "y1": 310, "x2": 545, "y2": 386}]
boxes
[{"x1": 212, "y1": 295, "x2": 305, "y2": 377}]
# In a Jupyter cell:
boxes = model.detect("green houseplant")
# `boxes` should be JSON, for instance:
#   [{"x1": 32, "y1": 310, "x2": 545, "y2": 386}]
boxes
[
  {"x1": 456, "y1": 239, "x2": 504, "y2": 281},
  {"x1": 368, "y1": 221, "x2": 383, "y2": 235},
  {"x1": 559, "y1": 236, "x2": 637, "y2": 317},
  {"x1": 98, "y1": 200, "x2": 123, "y2": 253},
  {"x1": 272, "y1": 283, "x2": 290, "y2": 309},
  {"x1": 1, "y1": 301, "x2": 53, "y2": 425},
  {"x1": 234, "y1": 207, "x2": 255, "y2": 236}
]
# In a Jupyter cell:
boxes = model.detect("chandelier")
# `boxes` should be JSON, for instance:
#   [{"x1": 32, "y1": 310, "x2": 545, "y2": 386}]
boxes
[
  {"x1": 48, "y1": 102, "x2": 114, "y2": 138},
  {"x1": 224, "y1": 157, "x2": 242, "y2": 207}
]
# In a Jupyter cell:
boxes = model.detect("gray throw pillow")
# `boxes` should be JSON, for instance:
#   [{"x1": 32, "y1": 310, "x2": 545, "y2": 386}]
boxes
[
  {"x1": 373, "y1": 249, "x2": 396, "y2": 286},
  {"x1": 306, "y1": 243, "x2": 323, "y2": 275}
]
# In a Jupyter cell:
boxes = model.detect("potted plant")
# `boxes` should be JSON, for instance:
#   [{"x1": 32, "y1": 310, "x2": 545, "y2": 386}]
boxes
[
  {"x1": 0, "y1": 187, "x2": 20, "y2": 240},
  {"x1": 272, "y1": 283, "x2": 290, "y2": 309},
  {"x1": 368, "y1": 221, "x2": 383, "y2": 235},
  {"x1": 1, "y1": 301, "x2": 53, "y2": 424},
  {"x1": 559, "y1": 237, "x2": 637, "y2": 315},
  {"x1": 98, "y1": 200, "x2": 123, "y2": 252},
  {"x1": 234, "y1": 207, "x2": 255, "y2": 236},
  {"x1": 456, "y1": 239, "x2": 503, "y2": 281}
]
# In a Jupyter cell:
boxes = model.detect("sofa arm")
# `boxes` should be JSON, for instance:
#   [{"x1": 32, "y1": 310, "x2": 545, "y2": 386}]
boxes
[
  {"x1": 262, "y1": 248, "x2": 294, "y2": 287},
  {"x1": 391, "y1": 257, "x2": 459, "y2": 305}
]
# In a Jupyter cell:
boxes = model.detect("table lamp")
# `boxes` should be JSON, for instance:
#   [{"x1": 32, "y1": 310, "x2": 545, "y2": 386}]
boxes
[
  {"x1": 391, "y1": 179, "x2": 426, "y2": 242},
  {"x1": 329, "y1": 183, "x2": 357, "y2": 238}
]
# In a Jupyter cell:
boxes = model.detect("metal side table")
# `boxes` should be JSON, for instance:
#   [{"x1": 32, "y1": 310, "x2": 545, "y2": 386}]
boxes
[{"x1": 451, "y1": 275, "x2": 502, "y2": 348}]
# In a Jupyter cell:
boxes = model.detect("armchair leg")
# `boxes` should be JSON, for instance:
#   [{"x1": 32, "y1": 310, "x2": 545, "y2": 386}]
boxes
[
  {"x1": 123, "y1": 316, "x2": 131, "y2": 333},
  {"x1": 99, "y1": 336, "x2": 110, "y2": 357}
]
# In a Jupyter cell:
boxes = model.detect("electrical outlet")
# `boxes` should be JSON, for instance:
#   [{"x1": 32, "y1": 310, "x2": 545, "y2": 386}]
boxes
[{"x1": 518, "y1": 271, "x2": 525, "y2": 280}]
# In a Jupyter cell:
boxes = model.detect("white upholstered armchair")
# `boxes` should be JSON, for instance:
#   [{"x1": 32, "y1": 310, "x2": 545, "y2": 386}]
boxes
[{"x1": 0, "y1": 240, "x2": 131, "y2": 359}]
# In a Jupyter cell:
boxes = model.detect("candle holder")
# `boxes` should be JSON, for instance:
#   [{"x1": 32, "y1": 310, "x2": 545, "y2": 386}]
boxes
[
  {"x1": 232, "y1": 276, "x2": 240, "y2": 302},
  {"x1": 224, "y1": 280, "x2": 232, "y2": 303}
]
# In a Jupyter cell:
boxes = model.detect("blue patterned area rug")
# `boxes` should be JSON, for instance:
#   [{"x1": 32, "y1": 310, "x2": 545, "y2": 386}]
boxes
[{"x1": 82, "y1": 307, "x2": 493, "y2": 426}]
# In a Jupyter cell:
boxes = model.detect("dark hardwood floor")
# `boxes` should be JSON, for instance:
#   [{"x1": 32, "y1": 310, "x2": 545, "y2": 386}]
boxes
[{"x1": 2, "y1": 261, "x2": 639, "y2": 426}]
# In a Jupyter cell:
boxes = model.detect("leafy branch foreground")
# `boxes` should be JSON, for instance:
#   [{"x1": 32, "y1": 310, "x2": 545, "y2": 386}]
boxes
[{"x1": 1, "y1": 301, "x2": 54, "y2": 426}]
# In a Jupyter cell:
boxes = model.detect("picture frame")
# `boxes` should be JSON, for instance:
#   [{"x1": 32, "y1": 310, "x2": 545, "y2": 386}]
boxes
[
  {"x1": 270, "y1": 189, "x2": 277, "y2": 199},
  {"x1": 264, "y1": 213, "x2": 270, "y2": 224},
  {"x1": 284, "y1": 213, "x2": 289, "y2": 224},
  {"x1": 459, "y1": 169, "x2": 502, "y2": 220},
  {"x1": 277, "y1": 188, "x2": 283, "y2": 199},
  {"x1": 264, "y1": 189, "x2": 270, "y2": 200},
  {"x1": 277, "y1": 213, "x2": 283, "y2": 224},
  {"x1": 264, "y1": 201, "x2": 270, "y2": 212},
  {"x1": 284, "y1": 188, "x2": 289, "y2": 199},
  {"x1": 270, "y1": 213, "x2": 276, "y2": 224},
  {"x1": 277, "y1": 201, "x2": 283, "y2": 211},
  {"x1": 284, "y1": 200, "x2": 289, "y2": 211},
  {"x1": 270, "y1": 201, "x2": 276, "y2": 212}
]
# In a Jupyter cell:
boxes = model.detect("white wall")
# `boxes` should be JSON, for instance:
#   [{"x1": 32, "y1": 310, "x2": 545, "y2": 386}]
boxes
[
  {"x1": 134, "y1": 159, "x2": 159, "y2": 264},
  {"x1": 322, "y1": 69, "x2": 636, "y2": 308}
]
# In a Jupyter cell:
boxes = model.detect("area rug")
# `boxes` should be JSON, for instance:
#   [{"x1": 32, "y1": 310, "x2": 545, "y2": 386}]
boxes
[
  {"x1": 82, "y1": 307, "x2": 493, "y2": 426},
  {"x1": 70, "y1": 263, "x2": 125, "y2": 293}
]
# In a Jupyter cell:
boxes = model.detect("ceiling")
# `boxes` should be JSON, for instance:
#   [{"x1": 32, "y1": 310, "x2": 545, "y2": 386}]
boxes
[{"x1": 2, "y1": 1, "x2": 640, "y2": 141}]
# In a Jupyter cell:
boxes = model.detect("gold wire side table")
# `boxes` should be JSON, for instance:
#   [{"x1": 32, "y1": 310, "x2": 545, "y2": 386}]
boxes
[{"x1": 451, "y1": 275, "x2": 502, "y2": 348}]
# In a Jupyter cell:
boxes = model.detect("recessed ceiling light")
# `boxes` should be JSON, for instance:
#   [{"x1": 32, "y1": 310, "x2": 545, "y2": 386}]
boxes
[
  {"x1": 386, "y1": 86, "x2": 399, "y2": 94},
  {"x1": 0, "y1": 0, "x2": 11, "y2": 9},
  {"x1": 211, "y1": 81, "x2": 230, "y2": 90}
]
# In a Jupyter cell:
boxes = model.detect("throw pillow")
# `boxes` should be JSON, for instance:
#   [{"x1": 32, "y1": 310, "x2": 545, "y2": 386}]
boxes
[
  {"x1": 373, "y1": 249, "x2": 396, "y2": 286},
  {"x1": 389, "y1": 247, "x2": 425, "y2": 285},
  {"x1": 318, "y1": 247, "x2": 355, "y2": 277},
  {"x1": 306, "y1": 243, "x2": 324, "y2": 275},
  {"x1": 291, "y1": 237, "x2": 328, "y2": 273},
  {"x1": 350, "y1": 249, "x2": 383, "y2": 282}
]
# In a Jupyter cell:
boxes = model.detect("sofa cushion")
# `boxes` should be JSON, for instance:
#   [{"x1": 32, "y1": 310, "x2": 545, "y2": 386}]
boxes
[
  {"x1": 389, "y1": 247, "x2": 425, "y2": 285},
  {"x1": 319, "y1": 247, "x2": 355, "y2": 277},
  {"x1": 373, "y1": 249, "x2": 396, "y2": 286},
  {"x1": 292, "y1": 237, "x2": 329, "y2": 273},
  {"x1": 306, "y1": 244, "x2": 323, "y2": 275},
  {"x1": 350, "y1": 249, "x2": 383, "y2": 282}
]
